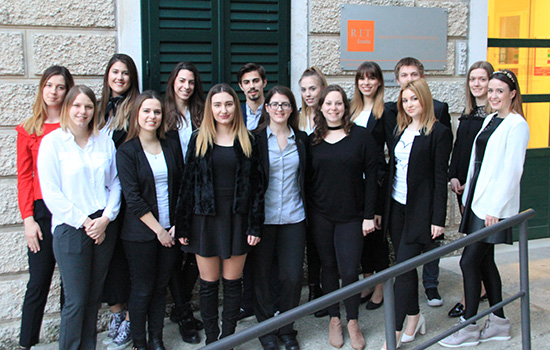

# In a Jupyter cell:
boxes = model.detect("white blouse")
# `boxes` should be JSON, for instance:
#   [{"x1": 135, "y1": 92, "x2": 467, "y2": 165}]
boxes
[
  {"x1": 144, "y1": 150, "x2": 170, "y2": 229},
  {"x1": 37, "y1": 129, "x2": 121, "y2": 232},
  {"x1": 353, "y1": 110, "x2": 372, "y2": 128},
  {"x1": 177, "y1": 109, "x2": 193, "y2": 161},
  {"x1": 392, "y1": 128, "x2": 419, "y2": 204}
]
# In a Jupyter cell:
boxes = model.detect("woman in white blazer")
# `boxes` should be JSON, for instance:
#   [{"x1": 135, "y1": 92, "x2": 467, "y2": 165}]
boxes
[{"x1": 440, "y1": 70, "x2": 529, "y2": 348}]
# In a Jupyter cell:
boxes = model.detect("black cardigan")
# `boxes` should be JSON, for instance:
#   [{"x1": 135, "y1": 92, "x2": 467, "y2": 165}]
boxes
[
  {"x1": 116, "y1": 136, "x2": 184, "y2": 242},
  {"x1": 175, "y1": 132, "x2": 265, "y2": 239},
  {"x1": 383, "y1": 122, "x2": 452, "y2": 244},
  {"x1": 254, "y1": 126, "x2": 309, "y2": 216}
]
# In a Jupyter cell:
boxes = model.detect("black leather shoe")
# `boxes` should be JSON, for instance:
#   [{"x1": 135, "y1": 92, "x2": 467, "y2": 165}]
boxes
[
  {"x1": 279, "y1": 333, "x2": 300, "y2": 350},
  {"x1": 132, "y1": 339, "x2": 148, "y2": 350},
  {"x1": 148, "y1": 338, "x2": 166, "y2": 350},
  {"x1": 261, "y1": 334, "x2": 279, "y2": 350},
  {"x1": 448, "y1": 302, "x2": 464, "y2": 317},
  {"x1": 366, "y1": 298, "x2": 384, "y2": 310},
  {"x1": 178, "y1": 318, "x2": 201, "y2": 344}
]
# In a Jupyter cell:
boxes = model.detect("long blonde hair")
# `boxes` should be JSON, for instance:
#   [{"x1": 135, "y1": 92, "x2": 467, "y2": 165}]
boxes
[
  {"x1": 298, "y1": 67, "x2": 327, "y2": 131},
  {"x1": 23, "y1": 66, "x2": 74, "y2": 136},
  {"x1": 350, "y1": 61, "x2": 385, "y2": 121},
  {"x1": 196, "y1": 83, "x2": 252, "y2": 157},
  {"x1": 396, "y1": 79, "x2": 435, "y2": 135}
]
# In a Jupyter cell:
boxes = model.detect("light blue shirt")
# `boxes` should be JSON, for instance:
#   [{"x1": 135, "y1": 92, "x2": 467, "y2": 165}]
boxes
[
  {"x1": 264, "y1": 126, "x2": 305, "y2": 225},
  {"x1": 245, "y1": 103, "x2": 263, "y2": 130}
]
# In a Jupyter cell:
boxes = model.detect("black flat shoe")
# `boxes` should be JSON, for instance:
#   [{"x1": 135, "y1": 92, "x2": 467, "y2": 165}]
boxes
[
  {"x1": 480, "y1": 293, "x2": 488, "y2": 301},
  {"x1": 366, "y1": 298, "x2": 383, "y2": 310},
  {"x1": 448, "y1": 302, "x2": 464, "y2": 317},
  {"x1": 360, "y1": 290, "x2": 374, "y2": 304},
  {"x1": 279, "y1": 333, "x2": 300, "y2": 350},
  {"x1": 178, "y1": 318, "x2": 201, "y2": 344},
  {"x1": 261, "y1": 335, "x2": 279, "y2": 350}
]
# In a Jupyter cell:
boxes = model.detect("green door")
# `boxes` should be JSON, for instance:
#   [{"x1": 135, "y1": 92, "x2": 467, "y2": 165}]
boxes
[{"x1": 141, "y1": 0, "x2": 291, "y2": 97}]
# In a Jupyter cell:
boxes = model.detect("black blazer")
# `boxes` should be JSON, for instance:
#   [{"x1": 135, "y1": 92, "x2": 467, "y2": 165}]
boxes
[
  {"x1": 175, "y1": 132, "x2": 265, "y2": 239},
  {"x1": 116, "y1": 137, "x2": 184, "y2": 242},
  {"x1": 383, "y1": 100, "x2": 452, "y2": 151},
  {"x1": 254, "y1": 126, "x2": 309, "y2": 215},
  {"x1": 383, "y1": 122, "x2": 452, "y2": 244}
]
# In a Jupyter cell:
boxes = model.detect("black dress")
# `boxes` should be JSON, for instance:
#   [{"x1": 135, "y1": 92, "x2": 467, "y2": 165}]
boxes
[
  {"x1": 460, "y1": 115, "x2": 513, "y2": 244},
  {"x1": 185, "y1": 145, "x2": 249, "y2": 259}
]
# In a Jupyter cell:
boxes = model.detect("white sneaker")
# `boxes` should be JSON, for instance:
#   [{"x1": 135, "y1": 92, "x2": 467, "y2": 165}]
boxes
[
  {"x1": 479, "y1": 313, "x2": 511, "y2": 342},
  {"x1": 438, "y1": 317, "x2": 480, "y2": 348}
]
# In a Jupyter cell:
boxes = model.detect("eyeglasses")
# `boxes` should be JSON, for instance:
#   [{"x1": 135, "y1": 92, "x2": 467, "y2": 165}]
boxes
[{"x1": 267, "y1": 102, "x2": 292, "y2": 110}]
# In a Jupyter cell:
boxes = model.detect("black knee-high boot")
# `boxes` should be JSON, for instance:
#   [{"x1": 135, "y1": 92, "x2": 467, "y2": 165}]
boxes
[
  {"x1": 200, "y1": 279, "x2": 220, "y2": 345},
  {"x1": 221, "y1": 277, "x2": 243, "y2": 339}
]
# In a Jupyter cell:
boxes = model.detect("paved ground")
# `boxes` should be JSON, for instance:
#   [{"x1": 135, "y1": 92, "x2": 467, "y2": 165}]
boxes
[{"x1": 35, "y1": 238, "x2": 550, "y2": 349}]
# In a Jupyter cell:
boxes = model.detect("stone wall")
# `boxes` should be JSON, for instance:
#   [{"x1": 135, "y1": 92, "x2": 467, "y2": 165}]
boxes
[
  {"x1": 0, "y1": 0, "x2": 117, "y2": 347},
  {"x1": 307, "y1": 0, "x2": 469, "y2": 238}
]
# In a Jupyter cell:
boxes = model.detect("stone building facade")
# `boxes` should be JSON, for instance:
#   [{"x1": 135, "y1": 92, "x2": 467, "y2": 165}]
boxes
[{"x1": 0, "y1": 0, "x2": 470, "y2": 346}]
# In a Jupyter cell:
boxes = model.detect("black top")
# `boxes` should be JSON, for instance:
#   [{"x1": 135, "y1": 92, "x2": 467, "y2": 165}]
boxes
[
  {"x1": 448, "y1": 106, "x2": 488, "y2": 183},
  {"x1": 116, "y1": 137, "x2": 184, "y2": 242},
  {"x1": 212, "y1": 145, "x2": 237, "y2": 189},
  {"x1": 306, "y1": 125, "x2": 378, "y2": 222},
  {"x1": 473, "y1": 116, "x2": 504, "y2": 166}
]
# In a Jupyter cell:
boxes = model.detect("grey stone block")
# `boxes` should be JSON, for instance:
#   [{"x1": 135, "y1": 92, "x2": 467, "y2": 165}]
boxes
[
  {"x1": 32, "y1": 33, "x2": 116, "y2": 76},
  {"x1": 0, "y1": 83, "x2": 36, "y2": 126},
  {"x1": 0, "y1": 180, "x2": 22, "y2": 225},
  {"x1": 0, "y1": 230, "x2": 27, "y2": 274},
  {"x1": 0, "y1": 32, "x2": 24, "y2": 76},
  {"x1": 0, "y1": 0, "x2": 115, "y2": 28},
  {"x1": 0, "y1": 133, "x2": 17, "y2": 177}
]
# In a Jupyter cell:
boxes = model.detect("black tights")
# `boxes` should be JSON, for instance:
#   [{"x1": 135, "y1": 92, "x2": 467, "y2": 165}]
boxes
[{"x1": 460, "y1": 242, "x2": 505, "y2": 319}]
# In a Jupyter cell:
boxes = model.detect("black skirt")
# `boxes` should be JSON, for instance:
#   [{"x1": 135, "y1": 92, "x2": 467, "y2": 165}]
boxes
[{"x1": 183, "y1": 187, "x2": 249, "y2": 259}]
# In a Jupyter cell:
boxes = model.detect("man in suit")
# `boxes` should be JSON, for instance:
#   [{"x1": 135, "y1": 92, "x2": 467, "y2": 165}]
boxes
[
  {"x1": 238, "y1": 63, "x2": 268, "y2": 130},
  {"x1": 385, "y1": 57, "x2": 452, "y2": 308}
]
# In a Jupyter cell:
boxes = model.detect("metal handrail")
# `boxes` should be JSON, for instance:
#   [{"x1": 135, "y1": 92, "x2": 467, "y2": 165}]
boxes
[{"x1": 201, "y1": 209, "x2": 536, "y2": 350}]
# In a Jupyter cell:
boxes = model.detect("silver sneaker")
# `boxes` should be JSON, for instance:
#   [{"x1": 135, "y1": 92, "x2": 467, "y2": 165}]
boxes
[
  {"x1": 103, "y1": 310, "x2": 126, "y2": 345},
  {"x1": 107, "y1": 320, "x2": 132, "y2": 350},
  {"x1": 480, "y1": 313, "x2": 511, "y2": 342},
  {"x1": 438, "y1": 317, "x2": 480, "y2": 348}
]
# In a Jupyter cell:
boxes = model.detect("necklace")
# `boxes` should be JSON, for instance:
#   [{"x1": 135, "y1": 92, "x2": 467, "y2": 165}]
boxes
[{"x1": 327, "y1": 124, "x2": 344, "y2": 130}]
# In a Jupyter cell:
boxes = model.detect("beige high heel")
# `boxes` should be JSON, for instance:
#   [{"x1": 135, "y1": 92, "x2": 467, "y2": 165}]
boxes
[
  {"x1": 347, "y1": 319, "x2": 366, "y2": 350},
  {"x1": 401, "y1": 313, "x2": 426, "y2": 343},
  {"x1": 329, "y1": 317, "x2": 344, "y2": 348}
]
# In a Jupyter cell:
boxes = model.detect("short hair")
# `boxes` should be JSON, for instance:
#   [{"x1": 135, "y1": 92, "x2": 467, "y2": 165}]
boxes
[
  {"x1": 396, "y1": 79, "x2": 435, "y2": 135},
  {"x1": 394, "y1": 57, "x2": 425, "y2": 79},
  {"x1": 237, "y1": 63, "x2": 267, "y2": 84},
  {"x1": 126, "y1": 90, "x2": 166, "y2": 141},
  {"x1": 490, "y1": 70, "x2": 524, "y2": 118},
  {"x1": 256, "y1": 86, "x2": 299, "y2": 132},
  {"x1": 23, "y1": 65, "x2": 74, "y2": 136},
  {"x1": 465, "y1": 61, "x2": 494, "y2": 115},
  {"x1": 312, "y1": 85, "x2": 353, "y2": 145},
  {"x1": 60, "y1": 85, "x2": 99, "y2": 135}
]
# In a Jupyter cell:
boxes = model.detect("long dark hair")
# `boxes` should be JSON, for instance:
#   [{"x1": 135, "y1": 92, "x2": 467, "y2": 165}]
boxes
[
  {"x1": 126, "y1": 91, "x2": 166, "y2": 141},
  {"x1": 350, "y1": 61, "x2": 385, "y2": 120},
  {"x1": 312, "y1": 85, "x2": 353, "y2": 145},
  {"x1": 256, "y1": 86, "x2": 299, "y2": 132},
  {"x1": 98, "y1": 53, "x2": 140, "y2": 131},
  {"x1": 164, "y1": 62, "x2": 205, "y2": 130}
]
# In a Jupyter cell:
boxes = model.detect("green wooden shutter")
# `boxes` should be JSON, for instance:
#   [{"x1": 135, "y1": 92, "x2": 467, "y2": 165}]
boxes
[{"x1": 142, "y1": 0, "x2": 290, "y2": 96}]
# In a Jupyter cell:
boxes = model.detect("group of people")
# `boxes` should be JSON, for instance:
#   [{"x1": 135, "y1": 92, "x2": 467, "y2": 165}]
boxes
[{"x1": 16, "y1": 53, "x2": 528, "y2": 350}]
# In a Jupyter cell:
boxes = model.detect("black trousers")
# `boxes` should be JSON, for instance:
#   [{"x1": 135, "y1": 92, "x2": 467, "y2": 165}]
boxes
[
  {"x1": 306, "y1": 225, "x2": 322, "y2": 285},
  {"x1": 53, "y1": 220, "x2": 117, "y2": 350},
  {"x1": 460, "y1": 241, "x2": 505, "y2": 319},
  {"x1": 389, "y1": 200, "x2": 438, "y2": 331},
  {"x1": 101, "y1": 217, "x2": 131, "y2": 306},
  {"x1": 20, "y1": 200, "x2": 56, "y2": 347},
  {"x1": 309, "y1": 210, "x2": 363, "y2": 320},
  {"x1": 124, "y1": 239, "x2": 179, "y2": 341},
  {"x1": 250, "y1": 221, "x2": 306, "y2": 338}
]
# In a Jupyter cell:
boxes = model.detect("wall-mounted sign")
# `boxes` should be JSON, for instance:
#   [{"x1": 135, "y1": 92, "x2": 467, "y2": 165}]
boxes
[{"x1": 341, "y1": 5, "x2": 448, "y2": 71}]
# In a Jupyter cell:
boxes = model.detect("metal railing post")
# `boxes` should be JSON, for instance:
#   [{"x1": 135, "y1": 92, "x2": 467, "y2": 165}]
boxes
[
  {"x1": 383, "y1": 278, "x2": 397, "y2": 350},
  {"x1": 518, "y1": 220, "x2": 531, "y2": 349}
]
